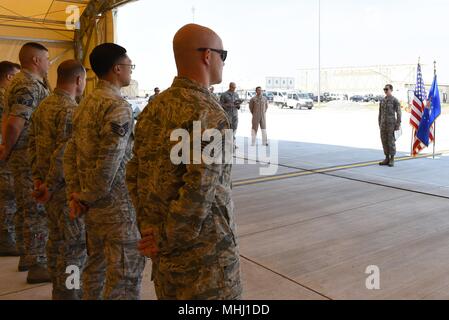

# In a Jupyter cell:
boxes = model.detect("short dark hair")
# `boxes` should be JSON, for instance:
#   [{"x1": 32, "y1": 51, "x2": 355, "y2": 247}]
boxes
[
  {"x1": 256, "y1": 86, "x2": 262, "y2": 91},
  {"x1": 89, "y1": 43, "x2": 127, "y2": 78},
  {"x1": 22, "y1": 42, "x2": 48, "y2": 52},
  {"x1": 19, "y1": 42, "x2": 48, "y2": 65},
  {"x1": 0, "y1": 61, "x2": 21, "y2": 79},
  {"x1": 154, "y1": 87, "x2": 160, "y2": 91},
  {"x1": 57, "y1": 60, "x2": 86, "y2": 84},
  {"x1": 385, "y1": 84, "x2": 393, "y2": 91}
]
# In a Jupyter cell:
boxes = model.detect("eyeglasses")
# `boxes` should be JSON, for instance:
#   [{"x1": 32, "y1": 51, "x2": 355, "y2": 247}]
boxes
[
  {"x1": 117, "y1": 64, "x2": 136, "y2": 70},
  {"x1": 383, "y1": 88, "x2": 389, "y2": 92},
  {"x1": 197, "y1": 48, "x2": 228, "y2": 62}
]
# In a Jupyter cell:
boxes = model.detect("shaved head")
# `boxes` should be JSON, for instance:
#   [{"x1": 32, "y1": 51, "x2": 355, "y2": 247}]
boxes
[
  {"x1": 18, "y1": 42, "x2": 50, "y2": 78},
  {"x1": 19, "y1": 42, "x2": 48, "y2": 66},
  {"x1": 173, "y1": 24, "x2": 225, "y2": 87},
  {"x1": 57, "y1": 59, "x2": 86, "y2": 84}
]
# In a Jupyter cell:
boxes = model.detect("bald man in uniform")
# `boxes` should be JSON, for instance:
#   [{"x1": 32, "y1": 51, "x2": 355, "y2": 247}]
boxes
[
  {"x1": 127, "y1": 24, "x2": 242, "y2": 300},
  {"x1": 0, "y1": 42, "x2": 51, "y2": 283}
]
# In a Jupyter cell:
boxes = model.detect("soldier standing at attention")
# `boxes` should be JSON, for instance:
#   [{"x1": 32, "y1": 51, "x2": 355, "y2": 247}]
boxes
[
  {"x1": 379, "y1": 84, "x2": 401, "y2": 167},
  {"x1": 0, "y1": 43, "x2": 51, "y2": 283},
  {"x1": 63, "y1": 43, "x2": 145, "y2": 300},
  {"x1": 127, "y1": 23, "x2": 242, "y2": 300},
  {"x1": 249, "y1": 86, "x2": 269, "y2": 146},
  {"x1": 28, "y1": 60, "x2": 87, "y2": 300},
  {"x1": 0, "y1": 61, "x2": 20, "y2": 257}
]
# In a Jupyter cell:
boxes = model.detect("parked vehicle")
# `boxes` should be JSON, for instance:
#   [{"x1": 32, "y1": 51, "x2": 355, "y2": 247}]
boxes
[
  {"x1": 263, "y1": 91, "x2": 274, "y2": 103},
  {"x1": 267, "y1": 90, "x2": 288, "y2": 108},
  {"x1": 286, "y1": 92, "x2": 314, "y2": 109},
  {"x1": 350, "y1": 95, "x2": 365, "y2": 102}
]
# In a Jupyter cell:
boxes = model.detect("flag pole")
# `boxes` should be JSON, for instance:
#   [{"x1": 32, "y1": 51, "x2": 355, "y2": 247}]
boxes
[
  {"x1": 411, "y1": 57, "x2": 420, "y2": 157},
  {"x1": 433, "y1": 60, "x2": 437, "y2": 160}
]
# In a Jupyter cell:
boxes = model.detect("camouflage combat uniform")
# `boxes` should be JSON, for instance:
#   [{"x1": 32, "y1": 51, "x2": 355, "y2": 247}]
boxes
[
  {"x1": 28, "y1": 88, "x2": 87, "y2": 299},
  {"x1": 0, "y1": 86, "x2": 17, "y2": 252},
  {"x1": 127, "y1": 77, "x2": 242, "y2": 300},
  {"x1": 220, "y1": 90, "x2": 240, "y2": 132},
  {"x1": 249, "y1": 95, "x2": 269, "y2": 145},
  {"x1": 4, "y1": 69, "x2": 50, "y2": 267},
  {"x1": 63, "y1": 80, "x2": 145, "y2": 300},
  {"x1": 379, "y1": 95, "x2": 401, "y2": 156}
]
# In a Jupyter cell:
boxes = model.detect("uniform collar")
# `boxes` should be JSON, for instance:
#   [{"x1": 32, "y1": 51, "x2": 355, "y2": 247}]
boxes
[
  {"x1": 21, "y1": 69, "x2": 48, "y2": 89},
  {"x1": 53, "y1": 88, "x2": 76, "y2": 103},
  {"x1": 172, "y1": 77, "x2": 211, "y2": 96},
  {"x1": 97, "y1": 79, "x2": 122, "y2": 96}
]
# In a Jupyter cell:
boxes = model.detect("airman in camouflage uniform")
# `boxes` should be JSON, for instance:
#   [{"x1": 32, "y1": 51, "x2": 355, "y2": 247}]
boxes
[
  {"x1": 28, "y1": 60, "x2": 87, "y2": 300},
  {"x1": 127, "y1": 24, "x2": 242, "y2": 300},
  {"x1": 0, "y1": 61, "x2": 20, "y2": 256},
  {"x1": 64, "y1": 43, "x2": 145, "y2": 300},
  {"x1": 220, "y1": 82, "x2": 241, "y2": 133},
  {"x1": 0, "y1": 43, "x2": 51, "y2": 283},
  {"x1": 379, "y1": 84, "x2": 401, "y2": 167}
]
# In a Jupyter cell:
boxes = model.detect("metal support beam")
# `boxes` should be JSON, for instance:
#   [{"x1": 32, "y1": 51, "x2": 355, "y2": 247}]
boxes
[
  {"x1": 0, "y1": 35, "x2": 72, "y2": 44},
  {"x1": 0, "y1": 14, "x2": 67, "y2": 26}
]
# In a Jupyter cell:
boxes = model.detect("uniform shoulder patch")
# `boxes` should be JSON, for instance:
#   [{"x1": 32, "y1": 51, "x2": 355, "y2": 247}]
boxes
[
  {"x1": 14, "y1": 87, "x2": 34, "y2": 107},
  {"x1": 111, "y1": 121, "x2": 130, "y2": 137}
]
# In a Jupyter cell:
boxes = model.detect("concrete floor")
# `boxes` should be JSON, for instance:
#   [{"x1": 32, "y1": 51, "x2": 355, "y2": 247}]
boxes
[{"x1": 2, "y1": 138, "x2": 449, "y2": 300}]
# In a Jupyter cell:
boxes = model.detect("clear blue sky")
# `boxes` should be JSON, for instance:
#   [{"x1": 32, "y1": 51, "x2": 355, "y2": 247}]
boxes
[{"x1": 117, "y1": 0, "x2": 449, "y2": 92}]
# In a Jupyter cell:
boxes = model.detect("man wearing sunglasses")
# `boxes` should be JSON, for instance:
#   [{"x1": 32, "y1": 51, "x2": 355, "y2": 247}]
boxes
[
  {"x1": 378, "y1": 84, "x2": 401, "y2": 167},
  {"x1": 128, "y1": 23, "x2": 242, "y2": 300}
]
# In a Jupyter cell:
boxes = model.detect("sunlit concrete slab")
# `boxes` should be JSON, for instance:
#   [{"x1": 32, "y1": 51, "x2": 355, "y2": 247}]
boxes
[
  {"x1": 236, "y1": 137, "x2": 408, "y2": 171},
  {"x1": 234, "y1": 174, "x2": 408, "y2": 237},
  {"x1": 334, "y1": 154, "x2": 449, "y2": 197},
  {"x1": 238, "y1": 190, "x2": 449, "y2": 299}
]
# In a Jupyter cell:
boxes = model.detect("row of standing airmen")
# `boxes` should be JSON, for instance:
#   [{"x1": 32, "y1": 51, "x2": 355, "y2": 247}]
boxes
[{"x1": 0, "y1": 23, "x2": 249, "y2": 300}]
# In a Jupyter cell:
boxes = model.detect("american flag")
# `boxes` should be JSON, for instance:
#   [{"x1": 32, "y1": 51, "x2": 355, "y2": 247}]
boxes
[{"x1": 411, "y1": 63, "x2": 434, "y2": 156}]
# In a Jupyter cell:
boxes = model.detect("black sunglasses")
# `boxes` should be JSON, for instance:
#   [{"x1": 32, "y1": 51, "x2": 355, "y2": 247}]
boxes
[
  {"x1": 383, "y1": 88, "x2": 390, "y2": 92},
  {"x1": 197, "y1": 48, "x2": 228, "y2": 62}
]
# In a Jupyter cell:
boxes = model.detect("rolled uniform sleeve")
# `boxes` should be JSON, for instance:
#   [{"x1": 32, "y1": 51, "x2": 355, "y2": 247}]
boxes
[
  {"x1": 78, "y1": 102, "x2": 133, "y2": 205},
  {"x1": 9, "y1": 85, "x2": 38, "y2": 121}
]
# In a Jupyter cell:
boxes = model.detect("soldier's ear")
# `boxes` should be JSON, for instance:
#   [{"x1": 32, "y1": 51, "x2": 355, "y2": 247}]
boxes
[{"x1": 202, "y1": 49, "x2": 211, "y2": 66}]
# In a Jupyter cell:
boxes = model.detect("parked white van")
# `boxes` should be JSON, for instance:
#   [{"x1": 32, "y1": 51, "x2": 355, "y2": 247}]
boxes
[
  {"x1": 286, "y1": 92, "x2": 314, "y2": 109},
  {"x1": 267, "y1": 90, "x2": 288, "y2": 108}
]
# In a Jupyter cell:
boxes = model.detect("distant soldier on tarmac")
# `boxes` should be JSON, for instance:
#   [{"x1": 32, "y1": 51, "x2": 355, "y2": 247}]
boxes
[{"x1": 379, "y1": 84, "x2": 401, "y2": 167}]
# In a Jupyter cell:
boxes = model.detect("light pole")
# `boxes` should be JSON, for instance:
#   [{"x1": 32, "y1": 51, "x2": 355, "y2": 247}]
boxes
[
  {"x1": 192, "y1": 6, "x2": 196, "y2": 23},
  {"x1": 318, "y1": 0, "x2": 321, "y2": 107}
]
